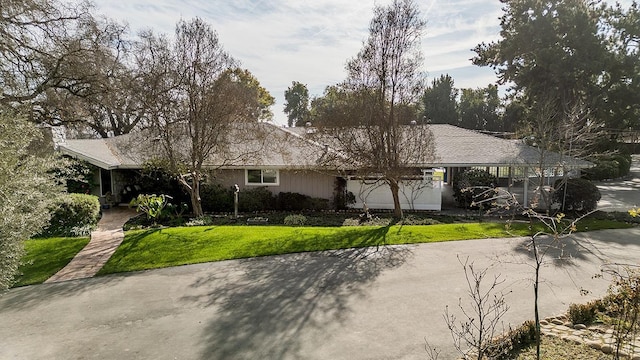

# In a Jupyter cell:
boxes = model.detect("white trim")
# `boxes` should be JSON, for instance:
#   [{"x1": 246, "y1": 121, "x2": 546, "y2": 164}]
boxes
[{"x1": 245, "y1": 169, "x2": 280, "y2": 186}]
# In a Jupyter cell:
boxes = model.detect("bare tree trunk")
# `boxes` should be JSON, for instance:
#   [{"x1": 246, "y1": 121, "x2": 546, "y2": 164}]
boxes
[
  {"x1": 533, "y1": 236, "x2": 542, "y2": 360},
  {"x1": 389, "y1": 178, "x2": 403, "y2": 219},
  {"x1": 190, "y1": 176, "x2": 203, "y2": 217}
]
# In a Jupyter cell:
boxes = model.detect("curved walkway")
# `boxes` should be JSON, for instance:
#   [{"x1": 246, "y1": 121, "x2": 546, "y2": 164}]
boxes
[{"x1": 44, "y1": 207, "x2": 137, "y2": 283}]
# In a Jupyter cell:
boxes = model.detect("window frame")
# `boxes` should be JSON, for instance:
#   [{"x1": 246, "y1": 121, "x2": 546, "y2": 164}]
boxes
[{"x1": 245, "y1": 169, "x2": 280, "y2": 186}]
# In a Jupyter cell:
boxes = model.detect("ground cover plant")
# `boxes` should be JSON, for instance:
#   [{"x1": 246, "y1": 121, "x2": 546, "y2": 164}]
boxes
[{"x1": 14, "y1": 237, "x2": 90, "y2": 287}]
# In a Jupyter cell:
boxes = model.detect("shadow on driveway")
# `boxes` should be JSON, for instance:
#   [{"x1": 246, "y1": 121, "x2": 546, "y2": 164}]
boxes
[{"x1": 182, "y1": 243, "x2": 413, "y2": 359}]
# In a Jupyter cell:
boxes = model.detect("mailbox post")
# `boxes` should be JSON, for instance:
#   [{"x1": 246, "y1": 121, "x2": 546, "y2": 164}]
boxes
[{"x1": 234, "y1": 184, "x2": 239, "y2": 218}]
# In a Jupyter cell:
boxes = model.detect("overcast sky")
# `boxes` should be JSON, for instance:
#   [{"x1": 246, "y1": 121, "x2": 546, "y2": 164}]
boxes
[{"x1": 95, "y1": 0, "x2": 506, "y2": 125}]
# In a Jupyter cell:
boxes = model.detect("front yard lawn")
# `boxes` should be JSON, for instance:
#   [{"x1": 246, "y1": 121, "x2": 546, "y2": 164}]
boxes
[
  {"x1": 15, "y1": 237, "x2": 90, "y2": 287},
  {"x1": 98, "y1": 219, "x2": 632, "y2": 275}
]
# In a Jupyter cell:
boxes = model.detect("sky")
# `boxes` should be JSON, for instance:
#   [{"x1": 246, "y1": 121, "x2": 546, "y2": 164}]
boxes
[{"x1": 96, "y1": 0, "x2": 505, "y2": 125}]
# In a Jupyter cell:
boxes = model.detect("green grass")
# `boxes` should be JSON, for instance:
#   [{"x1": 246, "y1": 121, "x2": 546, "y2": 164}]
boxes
[
  {"x1": 98, "y1": 220, "x2": 632, "y2": 275},
  {"x1": 15, "y1": 237, "x2": 90, "y2": 287}
]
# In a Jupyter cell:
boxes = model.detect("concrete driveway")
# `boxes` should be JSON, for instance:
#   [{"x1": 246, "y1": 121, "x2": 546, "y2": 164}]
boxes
[
  {"x1": 2, "y1": 228, "x2": 640, "y2": 360},
  {"x1": 597, "y1": 154, "x2": 640, "y2": 212}
]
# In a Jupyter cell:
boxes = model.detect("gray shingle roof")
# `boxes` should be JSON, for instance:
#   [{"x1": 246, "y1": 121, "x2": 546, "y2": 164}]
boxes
[
  {"x1": 288, "y1": 124, "x2": 592, "y2": 168},
  {"x1": 429, "y1": 124, "x2": 591, "y2": 167},
  {"x1": 59, "y1": 123, "x2": 591, "y2": 170}
]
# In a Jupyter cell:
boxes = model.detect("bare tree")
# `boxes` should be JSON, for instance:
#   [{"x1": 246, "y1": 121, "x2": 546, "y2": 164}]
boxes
[
  {"x1": 314, "y1": 0, "x2": 435, "y2": 218},
  {"x1": 444, "y1": 256, "x2": 510, "y2": 360},
  {"x1": 136, "y1": 18, "x2": 271, "y2": 216},
  {"x1": 476, "y1": 188, "x2": 598, "y2": 360},
  {"x1": 34, "y1": 16, "x2": 150, "y2": 138},
  {"x1": 521, "y1": 95, "x2": 602, "y2": 212},
  {"x1": 0, "y1": 0, "x2": 94, "y2": 105}
]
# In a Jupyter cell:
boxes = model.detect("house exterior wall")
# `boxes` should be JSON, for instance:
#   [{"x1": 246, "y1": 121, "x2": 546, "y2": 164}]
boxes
[
  {"x1": 213, "y1": 169, "x2": 335, "y2": 199},
  {"x1": 347, "y1": 179, "x2": 443, "y2": 211}
]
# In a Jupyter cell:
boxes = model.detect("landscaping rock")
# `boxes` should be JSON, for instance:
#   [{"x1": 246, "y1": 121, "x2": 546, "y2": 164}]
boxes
[
  {"x1": 601, "y1": 344, "x2": 614, "y2": 354},
  {"x1": 574, "y1": 324, "x2": 587, "y2": 330}
]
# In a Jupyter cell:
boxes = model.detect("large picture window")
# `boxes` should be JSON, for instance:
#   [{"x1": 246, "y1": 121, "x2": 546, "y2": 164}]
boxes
[{"x1": 246, "y1": 169, "x2": 279, "y2": 185}]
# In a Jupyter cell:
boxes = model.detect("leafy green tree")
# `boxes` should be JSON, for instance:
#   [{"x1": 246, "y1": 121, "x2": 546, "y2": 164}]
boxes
[
  {"x1": 283, "y1": 81, "x2": 310, "y2": 127},
  {"x1": 473, "y1": 0, "x2": 605, "y2": 112},
  {"x1": 0, "y1": 110, "x2": 64, "y2": 289},
  {"x1": 458, "y1": 85, "x2": 501, "y2": 131},
  {"x1": 309, "y1": 85, "x2": 353, "y2": 125},
  {"x1": 473, "y1": 0, "x2": 640, "y2": 145},
  {"x1": 421, "y1": 74, "x2": 458, "y2": 124},
  {"x1": 229, "y1": 68, "x2": 275, "y2": 122},
  {"x1": 598, "y1": 2, "x2": 640, "y2": 133}
]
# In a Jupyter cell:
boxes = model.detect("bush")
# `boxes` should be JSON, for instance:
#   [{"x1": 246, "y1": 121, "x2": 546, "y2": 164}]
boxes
[
  {"x1": 239, "y1": 187, "x2": 275, "y2": 212},
  {"x1": 453, "y1": 169, "x2": 497, "y2": 209},
  {"x1": 612, "y1": 153, "x2": 632, "y2": 177},
  {"x1": 284, "y1": 214, "x2": 307, "y2": 226},
  {"x1": 568, "y1": 300, "x2": 603, "y2": 325},
  {"x1": 485, "y1": 320, "x2": 537, "y2": 359},
  {"x1": 583, "y1": 154, "x2": 632, "y2": 181},
  {"x1": 552, "y1": 178, "x2": 601, "y2": 214},
  {"x1": 42, "y1": 194, "x2": 101, "y2": 237},
  {"x1": 200, "y1": 183, "x2": 234, "y2": 213},
  {"x1": 583, "y1": 159, "x2": 620, "y2": 180},
  {"x1": 276, "y1": 192, "x2": 330, "y2": 211},
  {"x1": 276, "y1": 192, "x2": 310, "y2": 211}
]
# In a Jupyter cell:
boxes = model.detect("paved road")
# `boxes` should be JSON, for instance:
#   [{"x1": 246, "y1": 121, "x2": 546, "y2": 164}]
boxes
[{"x1": 2, "y1": 228, "x2": 639, "y2": 360}]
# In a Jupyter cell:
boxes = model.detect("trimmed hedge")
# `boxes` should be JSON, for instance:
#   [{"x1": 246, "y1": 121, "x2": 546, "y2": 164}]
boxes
[
  {"x1": 41, "y1": 194, "x2": 101, "y2": 237},
  {"x1": 453, "y1": 168, "x2": 497, "y2": 209},
  {"x1": 200, "y1": 183, "x2": 330, "y2": 213},
  {"x1": 239, "y1": 187, "x2": 276, "y2": 212},
  {"x1": 200, "y1": 183, "x2": 234, "y2": 213},
  {"x1": 552, "y1": 178, "x2": 601, "y2": 214},
  {"x1": 276, "y1": 192, "x2": 329, "y2": 211}
]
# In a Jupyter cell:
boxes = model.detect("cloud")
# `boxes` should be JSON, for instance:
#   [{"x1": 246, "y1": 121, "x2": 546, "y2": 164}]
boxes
[{"x1": 96, "y1": 0, "x2": 503, "y2": 125}]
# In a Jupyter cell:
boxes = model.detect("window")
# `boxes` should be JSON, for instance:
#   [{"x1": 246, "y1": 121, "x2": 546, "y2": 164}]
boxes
[{"x1": 246, "y1": 169, "x2": 279, "y2": 185}]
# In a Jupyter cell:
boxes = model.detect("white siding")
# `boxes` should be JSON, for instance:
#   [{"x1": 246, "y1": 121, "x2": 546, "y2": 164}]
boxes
[{"x1": 347, "y1": 179, "x2": 443, "y2": 211}]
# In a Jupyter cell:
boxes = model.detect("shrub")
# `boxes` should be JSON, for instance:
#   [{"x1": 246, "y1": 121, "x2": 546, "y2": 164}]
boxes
[
  {"x1": 239, "y1": 187, "x2": 275, "y2": 212},
  {"x1": 284, "y1": 214, "x2": 307, "y2": 226},
  {"x1": 552, "y1": 178, "x2": 601, "y2": 214},
  {"x1": 612, "y1": 153, "x2": 632, "y2": 177},
  {"x1": 200, "y1": 183, "x2": 234, "y2": 213},
  {"x1": 133, "y1": 163, "x2": 191, "y2": 209},
  {"x1": 485, "y1": 320, "x2": 537, "y2": 359},
  {"x1": 42, "y1": 194, "x2": 101, "y2": 237},
  {"x1": 583, "y1": 159, "x2": 620, "y2": 180},
  {"x1": 452, "y1": 169, "x2": 497, "y2": 209},
  {"x1": 583, "y1": 154, "x2": 631, "y2": 181},
  {"x1": 568, "y1": 300, "x2": 603, "y2": 325},
  {"x1": 186, "y1": 215, "x2": 215, "y2": 227},
  {"x1": 129, "y1": 194, "x2": 171, "y2": 222},
  {"x1": 276, "y1": 192, "x2": 330, "y2": 211},
  {"x1": 276, "y1": 192, "x2": 310, "y2": 211}
]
